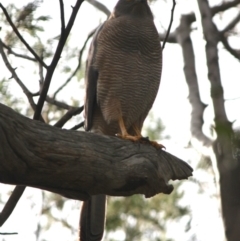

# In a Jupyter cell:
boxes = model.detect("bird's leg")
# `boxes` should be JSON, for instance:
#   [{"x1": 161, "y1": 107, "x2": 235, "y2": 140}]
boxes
[
  {"x1": 116, "y1": 117, "x2": 142, "y2": 141},
  {"x1": 117, "y1": 117, "x2": 165, "y2": 149}
]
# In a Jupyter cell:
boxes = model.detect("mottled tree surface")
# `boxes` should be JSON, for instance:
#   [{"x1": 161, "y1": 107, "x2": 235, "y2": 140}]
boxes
[{"x1": 0, "y1": 103, "x2": 192, "y2": 200}]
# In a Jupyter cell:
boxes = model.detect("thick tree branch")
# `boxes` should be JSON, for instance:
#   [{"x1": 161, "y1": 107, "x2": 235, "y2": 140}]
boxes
[
  {"x1": 176, "y1": 15, "x2": 213, "y2": 148},
  {"x1": 197, "y1": 0, "x2": 229, "y2": 124},
  {"x1": 33, "y1": 0, "x2": 84, "y2": 120},
  {"x1": 0, "y1": 3, "x2": 48, "y2": 69},
  {"x1": 0, "y1": 103, "x2": 193, "y2": 200},
  {"x1": 197, "y1": 0, "x2": 240, "y2": 240}
]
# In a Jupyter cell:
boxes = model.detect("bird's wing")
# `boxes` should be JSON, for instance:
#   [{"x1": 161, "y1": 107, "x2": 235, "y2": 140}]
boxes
[{"x1": 84, "y1": 23, "x2": 105, "y2": 131}]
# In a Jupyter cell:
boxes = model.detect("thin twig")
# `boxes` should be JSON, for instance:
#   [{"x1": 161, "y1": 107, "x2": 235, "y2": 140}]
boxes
[
  {"x1": 0, "y1": 232, "x2": 18, "y2": 235},
  {"x1": 220, "y1": 33, "x2": 240, "y2": 60},
  {"x1": 46, "y1": 96, "x2": 77, "y2": 110},
  {"x1": 59, "y1": 0, "x2": 65, "y2": 34},
  {"x1": 53, "y1": 26, "x2": 97, "y2": 98},
  {"x1": 38, "y1": 50, "x2": 44, "y2": 90},
  {"x1": 162, "y1": 0, "x2": 176, "y2": 50},
  {"x1": 70, "y1": 121, "x2": 84, "y2": 130},
  {"x1": 2, "y1": 42, "x2": 37, "y2": 62},
  {"x1": 221, "y1": 12, "x2": 240, "y2": 33},
  {"x1": 33, "y1": 0, "x2": 84, "y2": 121},
  {"x1": 0, "y1": 3, "x2": 48, "y2": 69},
  {"x1": 0, "y1": 41, "x2": 34, "y2": 111},
  {"x1": 54, "y1": 106, "x2": 84, "y2": 128},
  {"x1": 0, "y1": 185, "x2": 26, "y2": 227}
]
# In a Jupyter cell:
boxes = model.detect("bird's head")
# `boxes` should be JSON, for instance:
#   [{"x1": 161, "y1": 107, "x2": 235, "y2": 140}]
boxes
[{"x1": 112, "y1": 0, "x2": 153, "y2": 19}]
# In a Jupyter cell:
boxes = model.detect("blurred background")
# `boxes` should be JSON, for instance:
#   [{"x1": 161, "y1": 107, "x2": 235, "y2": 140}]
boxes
[{"x1": 0, "y1": 0, "x2": 239, "y2": 240}]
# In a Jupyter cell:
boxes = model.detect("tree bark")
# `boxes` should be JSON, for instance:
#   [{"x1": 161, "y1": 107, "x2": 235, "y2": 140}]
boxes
[
  {"x1": 197, "y1": 0, "x2": 240, "y2": 240},
  {"x1": 176, "y1": 14, "x2": 213, "y2": 148},
  {"x1": 0, "y1": 103, "x2": 193, "y2": 201}
]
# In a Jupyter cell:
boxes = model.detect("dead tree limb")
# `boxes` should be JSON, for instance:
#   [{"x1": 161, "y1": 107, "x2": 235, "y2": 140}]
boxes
[{"x1": 0, "y1": 103, "x2": 193, "y2": 200}]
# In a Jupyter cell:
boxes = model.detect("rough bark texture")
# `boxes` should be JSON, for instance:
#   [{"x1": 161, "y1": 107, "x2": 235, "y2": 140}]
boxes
[
  {"x1": 197, "y1": 0, "x2": 240, "y2": 240},
  {"x1": 0, "y1": 103, "x2": 193, "y2": 201}
]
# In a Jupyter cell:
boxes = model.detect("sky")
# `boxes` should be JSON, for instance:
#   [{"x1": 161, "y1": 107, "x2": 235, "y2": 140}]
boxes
[{"x1": 0, "y1": 0, "x2": 239, "y2": 240}]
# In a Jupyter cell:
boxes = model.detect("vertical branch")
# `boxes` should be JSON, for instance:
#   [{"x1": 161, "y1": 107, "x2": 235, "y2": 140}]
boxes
[
  {"x1": 59, "y1": 0, "x2": 66, "y2": 34},
  {"x1": 196, "y1": 0, "x2": 229, "y2": 125},
  {"x1": 33, "y1": 0, "x2": 84, "y2": 120},
  {"x1": 176, "y1": 15, "x2": 212, "y2": 148},
  {"x1": 162, "y1": 0, "x2": 176, "y2": 50},
  {"x1": 197, "y1": 1, "x2": 240, "y2": 240}
]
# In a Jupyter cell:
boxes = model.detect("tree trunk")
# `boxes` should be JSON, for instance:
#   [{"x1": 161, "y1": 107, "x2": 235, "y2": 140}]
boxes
[{"x1": 197, "y1": 1, "x2": 240, "y2": 240}]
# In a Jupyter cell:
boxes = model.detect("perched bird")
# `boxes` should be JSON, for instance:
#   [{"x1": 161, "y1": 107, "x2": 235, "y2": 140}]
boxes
[{"x1": 81, "y1": 0, "x2": 162, "y2": 240}]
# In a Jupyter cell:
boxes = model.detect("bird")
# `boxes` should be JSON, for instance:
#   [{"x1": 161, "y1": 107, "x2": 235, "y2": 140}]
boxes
[{"x1": 80, "y1": 0, "x2": 162, "y2": 240}]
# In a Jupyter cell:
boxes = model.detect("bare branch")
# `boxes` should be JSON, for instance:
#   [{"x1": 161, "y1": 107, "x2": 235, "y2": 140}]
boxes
[
  {"x1": 212, "y1": 0, "x2": 240, "y2": 15},
  {"x1": 86, "y1": 0, "x2": 111, "y2": 17},
  {"x1": 46, "y1": 96, "x2": 78, "y2": 110},
  {"x1": 197, "y1": 1, "x2": 237, "y2": 239},
  {"x1": 0, "y1": 38, "x2": 46, "y2": 226},
  {"x1": 0, "y1": 40, "x2": 42, "y2": 116},
  {"x1": 33, "y1": 0, "x2": 84, "y2": 121},
  {"x1": 220, "y1": 34, "x2": 240, "y2": 60},
  {"x1": 2, "y1": 42, "x2": 37, "y2": 62},
  {"x1": 176, "y1": 15, "x2": 213, "y2": 147},
  {"x1": 70, "y1": 121, "x2": 84, "y2": 130},
  {"x1": 0, "y1": 186, "x2": 25, "y2": 227},
  {"x1": 0, "y1": 3, "x2": 48, "y2": 69},
  {"x1": 221, "y1": 12, "x2": 240, "y2": 33},
  {"x1": 0, "y1": 232, "x2": 18, "y2": 235},
  {"x1": 54, "y1": 106, "x2": 84, "y2": 128},
  {"x1": 53, "y1": 27, "x2": 97, "y2": 98},
  {"x1": 197, "y1": 0, "x2": 229, "y2": 124},
  {"x1": 162, "y1": 0, "x2": 176, "y2": 50},
  {"x1": 59, "y1": 0, "x2": 65, "y2": 35},
  {"x1": 38, "y1": 51, "x2": 44, "y2": 88}
]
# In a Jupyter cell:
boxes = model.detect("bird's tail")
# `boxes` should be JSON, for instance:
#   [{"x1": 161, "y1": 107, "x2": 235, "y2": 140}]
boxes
[{"x1": 79, "y1": 194, "x2": 106, "y2": 241}]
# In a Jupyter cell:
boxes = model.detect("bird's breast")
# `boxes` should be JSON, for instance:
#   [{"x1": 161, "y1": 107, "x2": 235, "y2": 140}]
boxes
[{"x1": 95, "y1": 17, "x2": 162, "y2": 127}]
